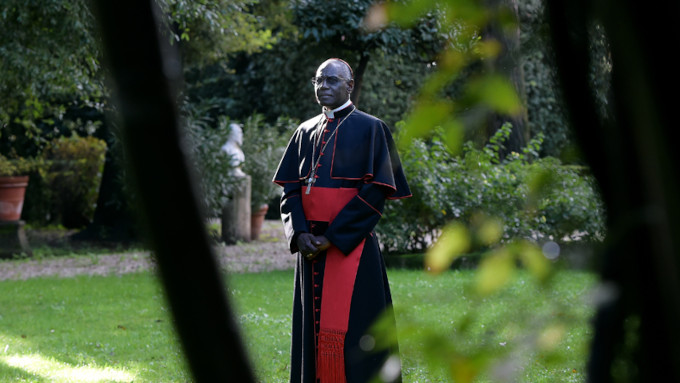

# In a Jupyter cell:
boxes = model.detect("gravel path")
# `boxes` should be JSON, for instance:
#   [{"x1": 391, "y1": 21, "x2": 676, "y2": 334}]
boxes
[{"x1": 0, "y1": 220, "x2": 294, "y2": 281}]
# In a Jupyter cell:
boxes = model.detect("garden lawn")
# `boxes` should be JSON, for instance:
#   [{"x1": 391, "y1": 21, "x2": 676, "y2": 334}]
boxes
[{"x1": 0, "y1": 268, "x2": 597, "y2": 382}]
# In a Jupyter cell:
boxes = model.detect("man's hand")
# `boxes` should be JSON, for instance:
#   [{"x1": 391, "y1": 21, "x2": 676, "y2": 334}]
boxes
[
  {"x1": 297, "y1": 233, "x2": 331, "y2": 260},
  {"x1": 313, "y1": 235, "x2": 331, "y2": 252}
]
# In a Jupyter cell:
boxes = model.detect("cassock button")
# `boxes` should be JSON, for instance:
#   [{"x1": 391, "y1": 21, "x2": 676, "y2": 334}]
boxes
[{"x1": 314, "y1": 284, "x2": 319, "y2": 288}]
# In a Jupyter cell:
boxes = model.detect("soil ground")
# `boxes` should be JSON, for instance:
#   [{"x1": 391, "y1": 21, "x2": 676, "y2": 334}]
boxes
[{"x1": 0, "y1": 220, "x2": 294, "y2": 281}]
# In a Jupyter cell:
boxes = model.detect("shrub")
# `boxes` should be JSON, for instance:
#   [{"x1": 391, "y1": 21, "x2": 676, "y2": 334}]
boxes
[
  {"x1": 185, "y1": 106, "x2": 295, "y2": 217},
  {"x1": 184, "y1": 102, "x2": 240, "y2": 218},
  {"x1": 37, "y1": 135, "x2": 107, "y2": 228},
  {"x1": 378, "y1": 130, "x2": 455, "y2": 253},
  {"x1": 377, "y1": 124, "x2": 606, "y2": 254},
  {"x1": 0, "y1": 154, "x2": 36, "y2": 176},
  {"x1": 18, "y1": 158, "x2": 50, "y2": 225},
  {"x1": 241, "y1": 114, "x2": 297, "y2": 210}
]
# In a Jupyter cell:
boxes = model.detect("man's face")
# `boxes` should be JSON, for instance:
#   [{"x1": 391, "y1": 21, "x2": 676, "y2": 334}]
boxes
[{"x1": 313, "y1": 61, "x2": 354, "y2": 109}]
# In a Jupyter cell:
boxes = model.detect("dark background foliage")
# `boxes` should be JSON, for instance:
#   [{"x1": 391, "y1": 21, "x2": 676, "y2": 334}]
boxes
[{"x1": 1, "y1": 0, "x2": 608, "y2": 247}]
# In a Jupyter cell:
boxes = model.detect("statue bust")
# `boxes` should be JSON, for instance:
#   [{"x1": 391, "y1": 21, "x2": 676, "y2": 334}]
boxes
[{"x1": 221, "y1": 123, "x2": 246, "y2": 177}]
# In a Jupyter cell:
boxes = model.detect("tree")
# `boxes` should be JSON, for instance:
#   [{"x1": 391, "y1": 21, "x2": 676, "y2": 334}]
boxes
[
  {"x1": 90, "y1": 0, "x2": 256, "y2": 380},
  {"x1": 293, "y1": 0, "x2": 445, "y2": 105},
  {"x1": 0, "y1": 0, "x2": 277, "y2": 155},
  {"x1": 183, "y1": 0, "x2": 452, "y2": 128},
  {"x1": 0, "y1": 0, "x2": 103, "y2": 153},
  {"x1": 481, "y1": 0, "x2": 529, "y2": 155},
  {"x1": 545, "y1": 0, "x2": 680, "y2": 381},
  {"x1": 2, "y1": 0, "x2": 281, "y2": 235},
  {"x1": 155, "y1": 0, "x2": 281, "y2": 69}
]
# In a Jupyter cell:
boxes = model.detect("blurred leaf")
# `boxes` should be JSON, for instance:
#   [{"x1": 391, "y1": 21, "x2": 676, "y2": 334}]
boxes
[
  {"x1": 475, "y1": 247, "x2": 515, "y2": 295},
  {"x1": 526, "y1": 167, "x2": 555, "y2": 208},
  {"x1": 442, "y1": 119, "x2": 464, "y2": 155},
  {"x1": 399, "y1": 100, "x2": 453, "y2": 150},
  {"x1": 473, "y1": 39, "x2": 502, "y2": 60},
  {"x1": 450, "y1": 354, "x2": 483, "y2": 383},
  {"x1": 385, "y1": 0, "x2": 434, "y2": 27},
  {"x1": 476, "y1": 216, "x2": 503, "y2": 246},
  {"x1": 420, "y1": 70, "x2": 459, "y2": 98},
  {"x1": 363, "y1": 3, "x2": 388, "y2": 31},
  {"x1": 536, "y1": 323, "x2": 566, "y2": 351},
  {"x1": 426, "y1": 222, "x2": 470, "y2": 273},
  {"x1": 438, "y1": 49, "x2": 468, "y2": 73},
  {"x1": 515, "y1": 240, "x2": 551, "y2": 283},
  {"x1": 368, "y1": 307, "x2": 400, "y2": 351},
  {"x1": 465, "y1": 74, "x2": 522, "y2": 115}
]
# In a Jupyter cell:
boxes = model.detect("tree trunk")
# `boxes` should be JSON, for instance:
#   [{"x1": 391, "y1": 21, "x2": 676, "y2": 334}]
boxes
[
  {"x1": 483, "y1": 0, "x2": 528, "y2": 157},
  {"x1": 545, "y1": 0, "x2": 680, "y2": 381},
  {"x1": 90, "y1": 1, "x2": 256, "y2": 381},
  {"x1": 352, "y1": 52, "x2": 370, "y2": 107}
]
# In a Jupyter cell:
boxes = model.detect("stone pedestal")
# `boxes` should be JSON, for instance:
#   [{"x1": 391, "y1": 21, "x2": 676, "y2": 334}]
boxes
[
  {"x1": 221, "y1": 175, "x2": 251, "y2": 244},
  {"x1": 0, "y1": 220, "x2": 32, "y2": 258}
]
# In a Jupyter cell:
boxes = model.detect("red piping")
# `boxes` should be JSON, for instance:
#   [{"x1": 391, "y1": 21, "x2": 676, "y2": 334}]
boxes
[{"x1": 357, "y1": 195, "x2": 382, "y2": 216}]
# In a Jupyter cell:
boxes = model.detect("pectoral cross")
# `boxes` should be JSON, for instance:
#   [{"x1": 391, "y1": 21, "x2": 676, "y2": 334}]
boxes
[{"x1": 305, "y1": 176, "x2": 315, "y2": 194}]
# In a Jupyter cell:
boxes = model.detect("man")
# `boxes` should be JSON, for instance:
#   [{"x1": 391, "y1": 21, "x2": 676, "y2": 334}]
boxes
[{"x1": 273, "y1": 58, "x2": 411, "y2": 383}]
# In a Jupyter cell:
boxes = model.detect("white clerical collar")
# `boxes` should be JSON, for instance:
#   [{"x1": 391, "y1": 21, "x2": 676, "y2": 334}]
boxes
[{"x1": 323, "y1": 100, "x2": 353, "y2": 119}]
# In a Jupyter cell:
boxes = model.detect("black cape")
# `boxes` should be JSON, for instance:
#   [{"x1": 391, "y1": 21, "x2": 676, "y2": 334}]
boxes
[{"x1": 273, "y1": 105, "x2": 410, "y2": 383}]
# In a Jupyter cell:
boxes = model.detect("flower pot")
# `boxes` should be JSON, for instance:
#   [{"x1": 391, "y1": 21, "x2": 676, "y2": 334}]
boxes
[
  {"x1": 250, "y1": 204, "x2": 269, "y2": 240},
  {"x1": 0, "y1": 176, "x2": 29, "y2": 221}
]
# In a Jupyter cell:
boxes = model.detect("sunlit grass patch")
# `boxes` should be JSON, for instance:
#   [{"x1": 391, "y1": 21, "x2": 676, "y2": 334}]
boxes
[
  {"x1": 1, "y1": 353, "x2": 135, "y2": 382},
  {"x1": 0, "y1": 273, "x2": 190, "y2": 382}
]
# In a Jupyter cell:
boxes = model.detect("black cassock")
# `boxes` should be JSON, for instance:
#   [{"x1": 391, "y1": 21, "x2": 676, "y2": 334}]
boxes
[{"x1": 273, "y1": 104, "x2": 411, "y2": 383}]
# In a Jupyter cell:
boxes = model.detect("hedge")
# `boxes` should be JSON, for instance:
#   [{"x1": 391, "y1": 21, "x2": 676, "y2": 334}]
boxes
[{"x1": 377, "y1": 124, "x2": 605, "y2": 254}]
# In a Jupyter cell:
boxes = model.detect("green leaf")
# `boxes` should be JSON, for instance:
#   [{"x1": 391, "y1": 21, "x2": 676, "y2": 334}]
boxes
[
  {"x1": 515, "y1": 240, "x2": 551, "y2": 283},
  {"x1": 450, "y1": 354, "x2": 484, "y2": 383},
  {"x1": 476, "y1": 217, "x2": 503, "y2": 246},
  {"x1": 399, "y1": 100, "x2": 453, "y2": 150},
  {"x1": 475, "y1": 247, "x2": 515, "y2": 296},
  {"x1": 385, "y1": 0, "x2": 434, "y2": 27},
  {"x1": 426, "y1": 222, "x2": 470, "y2": 273},
  {"x1": 473, "y1": 39, "x2": 502, "y2": 60},
  {"x1": 466, "y1": 74, "x2": 522, "y2": 115},
  {"x1": 441, "y1": 119, "x2": 464, "y2": 155}
]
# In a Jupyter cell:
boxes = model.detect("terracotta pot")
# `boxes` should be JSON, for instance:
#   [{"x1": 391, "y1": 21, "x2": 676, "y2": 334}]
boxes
[
  {"x1": 0, "y1": 176, "x2": 29, "y2": 221},
  {"x1": 250, "y1": 204, "x2": 269, "y2": 240}
]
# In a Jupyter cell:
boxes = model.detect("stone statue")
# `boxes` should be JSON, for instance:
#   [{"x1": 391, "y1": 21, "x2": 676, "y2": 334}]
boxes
[
  {"x1": 221, "y1": 123, "x2": 246, "y2": 177},
  {"x1": 220, "y1": 122, "x2": 251, "y2": 243}
]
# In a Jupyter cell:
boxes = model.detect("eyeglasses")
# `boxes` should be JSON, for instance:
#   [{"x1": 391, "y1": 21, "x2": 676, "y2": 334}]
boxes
[{"x1": 310, "y1": 75, "x2": 349, "y2": 86}]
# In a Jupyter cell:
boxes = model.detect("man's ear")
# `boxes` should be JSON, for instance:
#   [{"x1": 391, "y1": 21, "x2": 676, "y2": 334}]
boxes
[{"x1": 347, "y1": 79, "x2": 355, "y2": 94}]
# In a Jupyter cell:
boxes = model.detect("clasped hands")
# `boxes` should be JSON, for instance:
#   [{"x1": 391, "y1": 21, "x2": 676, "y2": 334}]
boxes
[{"x1": 297, "y1": 233, "x2": 331, "y2": 260}]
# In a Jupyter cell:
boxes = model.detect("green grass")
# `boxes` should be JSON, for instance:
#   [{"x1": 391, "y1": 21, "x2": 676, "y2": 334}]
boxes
[
  {"x1": 388, "y1": 269, "x2": 596, "y2": 383},
  {"x1": 0, "y1": 273, "x2": 189, "y2": 382},
  {"x1": 0, "y1": 268, "x2": 597, "y2": 382}
]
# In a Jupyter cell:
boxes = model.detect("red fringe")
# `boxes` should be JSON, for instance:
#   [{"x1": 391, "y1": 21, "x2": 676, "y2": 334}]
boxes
[{"x1": 317, "y1": 328, "x2": 347, "y2": 383}]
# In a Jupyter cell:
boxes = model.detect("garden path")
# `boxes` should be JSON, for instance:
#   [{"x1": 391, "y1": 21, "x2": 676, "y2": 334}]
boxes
[{"x1": 0, "y1": 220, "x2": 294, "y2": 281}]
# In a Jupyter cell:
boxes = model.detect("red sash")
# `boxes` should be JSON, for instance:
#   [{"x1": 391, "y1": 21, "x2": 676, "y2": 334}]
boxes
[{"x1": 302, "y1": 186, "x2": 365, "y2": 383}]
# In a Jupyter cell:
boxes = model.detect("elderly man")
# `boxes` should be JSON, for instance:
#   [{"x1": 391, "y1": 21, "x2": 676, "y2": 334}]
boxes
[{"x1": 273, "y1": 58, "x2": 411, "y2": 383}]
